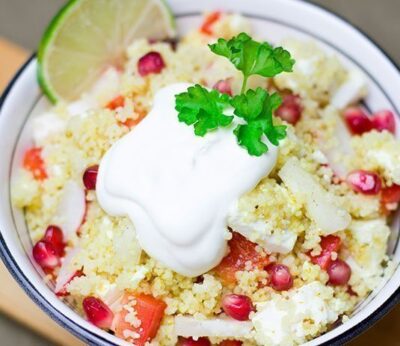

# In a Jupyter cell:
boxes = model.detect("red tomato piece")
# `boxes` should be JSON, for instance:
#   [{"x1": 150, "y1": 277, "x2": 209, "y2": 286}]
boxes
[
  {"x1": 122, "y1": 111, "x2": 147, "y2": 128},
  {"x1": 106, "y1": 95, "x2": 125, "y2": 110},
  {"x1": 200, "y1": 11, "x2": 221, "y2": 35},
  {"x1": 114, "y1": 293, "x2": 166, "y2": 346},
  {"x1": 382, "y1": 184, "x2": 400, "y2": 204},
  {"x1": 23, "y1": 147, "x2": 47, "y2": 180},
  {"x1": 309, "y1": 235, "x2": 341, "y2": 270},
  {"x1": 214, "y1": 232, "x2": 269, "y2": 284},
  {"x1": 219, "y1": 341, "x2": 243, "y2": 346}
]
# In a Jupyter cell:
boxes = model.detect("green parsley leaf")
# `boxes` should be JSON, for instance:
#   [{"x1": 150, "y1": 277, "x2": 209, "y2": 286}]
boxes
[
  {"x1": 231, "y1": 87, "x2": 287, "y2": 156},
  {"x1": 175, "y1": 84, "x2": 233, "y2": 136},
  {"x1": 209, "y1": 32, "x2": 295, "y2": 93}
]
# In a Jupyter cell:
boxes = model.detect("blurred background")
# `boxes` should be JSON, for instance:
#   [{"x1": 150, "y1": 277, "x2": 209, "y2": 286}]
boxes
[{"x1": 0, "y1": 0, "x2": 399, "y2": 345}]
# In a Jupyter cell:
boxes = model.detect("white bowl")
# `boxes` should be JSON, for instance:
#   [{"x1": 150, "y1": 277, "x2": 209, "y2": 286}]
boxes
[{"x1": 1, "y1": 0, "x2": 400, "y2": 345}]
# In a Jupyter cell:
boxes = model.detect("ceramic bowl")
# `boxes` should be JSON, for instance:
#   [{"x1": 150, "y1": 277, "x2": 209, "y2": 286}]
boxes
[{"x1": 1, "y1": 0, "x2": 400, "y2": 345}]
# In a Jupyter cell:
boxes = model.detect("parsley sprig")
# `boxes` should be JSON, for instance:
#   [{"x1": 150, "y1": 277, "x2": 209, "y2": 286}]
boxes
[
  {"x1": 209, "y1": 32, "x2": 295, "y2": 93},
  {"x1": 175, "y1": 32, "x2": 295, "y2": 156}
]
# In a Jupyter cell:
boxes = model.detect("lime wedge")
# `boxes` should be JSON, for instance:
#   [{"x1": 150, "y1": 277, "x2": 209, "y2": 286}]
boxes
[{"x1": 38, "y1": 0, "x2": 176, "y2": 103}]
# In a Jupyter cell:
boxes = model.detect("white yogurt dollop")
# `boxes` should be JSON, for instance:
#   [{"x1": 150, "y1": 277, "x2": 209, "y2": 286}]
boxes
[{"x1": 97, "y1": 83, "x2": 277, "y2": 277}]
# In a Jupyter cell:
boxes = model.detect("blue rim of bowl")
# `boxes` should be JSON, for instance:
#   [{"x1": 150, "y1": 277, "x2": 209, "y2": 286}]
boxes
[{"x1": 1, "y1": 1, "x2": 400, "y2": 345}]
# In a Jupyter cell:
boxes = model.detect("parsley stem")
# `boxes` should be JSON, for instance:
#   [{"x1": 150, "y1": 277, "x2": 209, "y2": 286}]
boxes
[{"x1": 241, "y1": 75, "x2": 249, "y2": 94}]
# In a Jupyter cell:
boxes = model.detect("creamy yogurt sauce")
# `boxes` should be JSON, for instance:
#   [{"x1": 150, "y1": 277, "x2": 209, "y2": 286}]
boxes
[{"x1": 97, "y1": 83, "x2": 278, "y2": 277}]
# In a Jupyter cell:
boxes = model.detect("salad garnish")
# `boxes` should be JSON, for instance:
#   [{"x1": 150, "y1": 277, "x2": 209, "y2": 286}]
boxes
[{"x1": 175, "y1": 33, "x2": 295, "y2": 156}]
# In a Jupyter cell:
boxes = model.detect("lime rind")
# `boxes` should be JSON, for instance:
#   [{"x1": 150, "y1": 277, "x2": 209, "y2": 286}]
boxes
[
  {"x1": 37, "y1": 0, "x2": 81, "y2": 103},
  {"x1": 37, "y1": 0, "x2": 176, "y2": 104}
]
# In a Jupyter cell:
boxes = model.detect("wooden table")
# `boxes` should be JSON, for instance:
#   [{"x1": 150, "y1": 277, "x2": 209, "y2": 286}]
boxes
[{"x1": 0, "y1": 38, "x2": 399, "y2": 346}]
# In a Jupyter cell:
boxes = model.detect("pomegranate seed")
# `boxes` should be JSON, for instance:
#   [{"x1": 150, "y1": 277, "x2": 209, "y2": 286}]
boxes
[
  {"x1": 82, "y1": 296, "x2": 114, "y2": 330},
  {"x1": 178, "y1": 337, "x2": 211, "y2": 346},
  {"x1": 222, "y1": 294, "x2": 254, "y2": 321},
  {"x1": 32, "y1": 241, "x2": 60, "y2": 270},
  {"x1": 370, "y1": 110, "x2": 396, "y2": 134},
  {"x1": 83, "y1": 165, "x2": 99, "y2": 190},
  {"x1": 275, "y1": 94, "x2": 302, "y2": 125},
  {"x1": 327, "y1": 259, "x2": 351, "y2": 286},
  {"x1": 138, "y1": 52, "x2": 165, "y2": 77},
  {"x1": 309, "y1": 235, "x2": 341, "y2": 270},
  {"x1": 347, "y1": 170, "x2": 382, "y2": 195},
  {"x1": 43, "y1": 225, "x2": 65, "y2": 256},
  {"x1": 266, "y1": 263, "x2": 293, "y2": 291},
  {"x1": 219, "y1": 341, "x2": 242, "y2": 346},
  {"x1": 213, "y1": 79, "x2": 233, "y2": 96},
  {"x1": 343, "y1": 107, "x2": 372, "y2": 135}
]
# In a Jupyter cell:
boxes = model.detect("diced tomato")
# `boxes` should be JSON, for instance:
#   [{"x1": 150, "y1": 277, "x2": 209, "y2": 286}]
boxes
[
  {"x1": 114, "y1": 293, "x2": 166, "y2": 346},
  {"x1": 381, "y1": 184, "x2": 400, "y2": 204},
  {"x1": 200, "y1": 11, "x2": 221, "y2": 35},
  {"x1": 214, "y1": 232, "x2": 269, "y2": 284},
  {"x1": 122, "y1": 111, "x2": 147, "y2": 128},
  {"x1": 23, "y1": 147, "x2": 47, "y2": 180},
  {"x1": 309, "y1": 235, "x2": 341, "y2": 270},
  {"x1": 219, "y1": 341, "x2": 242, "y2": 346},
  {"x1": 106, "y1": 95, "x2": 125, "y2": 110}
]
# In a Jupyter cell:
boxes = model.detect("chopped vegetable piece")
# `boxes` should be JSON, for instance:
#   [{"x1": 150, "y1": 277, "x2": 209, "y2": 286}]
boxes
[
  {"x1": 114, "y1": 293, "x2": 166, "y2": 346},
  {"x1": 310, "y1": 235, "x2": 341, "y2": 270},
  {"x1": 382, "y1": 184, "x2": 400, "y2": 204},
  {"x1": 83, "y1": 296, "x2": 114, "y2": 330},
  {"x1": 56, "y1": 269, "x2": 84, "y2": 297},
  {"x1": 219, "y1": 341, "x2": 242, "y2": 346},
  {"x1": 200, "y1": 11, "x2": 221, "y2": 35},
  {"x1": 222, "y1": 294, "x2": 254, "y2": 321},
  {"x1": 179, "y1": 337, "x2": 211, "y2": 346},
  {"x1": 214, "y1": 232, "x2": 269, "y2": 284},
  {"x1": 23, "y1": 147, "x2": 47, "y2": 180},
  {"x1": 106, "y1": 95, "x2": 125, "y2": 110},
  {"x1": 122, "y1": 111, "x2": 147, "y2": 128}
]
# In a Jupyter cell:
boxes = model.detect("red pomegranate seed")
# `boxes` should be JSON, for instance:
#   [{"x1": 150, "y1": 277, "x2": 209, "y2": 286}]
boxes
[
  {"x1": 138, "y1": 52, "x2": 165, "y2": 77},
  {"x1": 222, "y1": 294, "x2": 254, "y2": 321},
  {"x1": 43, "y1": 225, "x2": 65, "y2": 256},
  {"x1": 275, "y1": 94, "x2": 302, "y2": 125},
  {"x1": 266, "y1": 263, "x2": 293, "y2": 291},
  {"x1": 82, "y1": 296, "x2": 114, "y2": 330},
  {"x1": 343, "y1": 107, "x2": 372, "y2": 135},
  {"x1": 310, "y1": 235, "x2": 341, "y2": 270},
  {"x1": 219, "y1": 341, "x2": 242, "y2": 346},
  {"x1": 83, "y1": 165, "x2": 99, "y2": 190},
  {"x1": 327, "y1": 259, "x2": 351, "y2": 286},
  {"x1": 370, "y1": 110, "x2": 396, "y2": 134},
  {"x1": 347, "y1": 170, "x2": 382, "y2": 195},
  {"x1": 32, "y1": 241, "x2": 60, "y2": 270},
  {"x1": 213, "y1": 79, "x2": 233, "y2": 96},
  {"x1": 178, "y1": 337, "x2": 211, "y2": 346}
]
